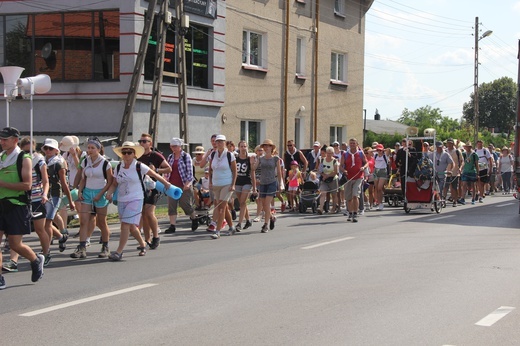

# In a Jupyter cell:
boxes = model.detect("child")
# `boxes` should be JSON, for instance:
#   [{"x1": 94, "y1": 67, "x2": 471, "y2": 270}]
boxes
[
  {"x1": 309, "y1": 171, "x2": 320, "y2": 186},
  {"x1": 287, "y1": 160, "x2": 303, "y2": 212},
  {"x1": 195, "y1": 168, "x2": 211, "y2": 209}
]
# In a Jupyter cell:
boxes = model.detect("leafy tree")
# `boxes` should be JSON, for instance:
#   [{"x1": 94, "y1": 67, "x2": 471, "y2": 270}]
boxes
[
  {"x1": 462, "y1": 77, "x2": 517, "y2": 137},
  {"x1": 397, "y1": 106, "x2": 443, "y2": 131}
]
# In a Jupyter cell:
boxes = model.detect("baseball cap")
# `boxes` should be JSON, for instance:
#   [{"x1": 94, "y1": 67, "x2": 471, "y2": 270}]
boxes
[
  {"x1": 0, "y1": 127, "x2": 20, "y2": 139},
  {"x1": 215, "y1": 135, "x2": 226, "y2": 141},
  {"x1": 446, "y1": 138, "x2": 454, "y2": 143},
  {"x1": 435, "y1": 141, "x2": 443, "y2": 147},
  {"x1": 332, "y1": 141, "x2": 339, "y2": 146},
  {"x1": 313, "y1": 141, "x2": 320, "y2": 147},
  {"x1": 43, "y1": 138, "x2": 59, "y2": 150}
]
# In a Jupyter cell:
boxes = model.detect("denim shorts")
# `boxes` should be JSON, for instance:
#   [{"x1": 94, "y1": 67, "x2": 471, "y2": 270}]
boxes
[
  {"x1": 81, "y1": 187, "x2": 109, "y2": 208},
  {"x1": 259, "y1": 181, "x2": 277, "y2": 198},
  {"x1": 44, "y1": 196, "x2": 61, "y2": 220},
  {"x1": 461, "y1": 172, "x2": 477, "y2": 182}
]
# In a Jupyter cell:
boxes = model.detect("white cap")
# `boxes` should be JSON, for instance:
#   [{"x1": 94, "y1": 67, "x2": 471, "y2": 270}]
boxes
[
  {"x1": 170, "y1": 137, "x2": 184, "y2": 146},
  {"x1": 43, "y1": 138, "x2": 59, "y2": 150},
  {"x1": 215, "y1": 134, "x2": 226, "y2": 141},
  {"x1": 313, "y1": 141, "x2": 320, "y2": 147}
]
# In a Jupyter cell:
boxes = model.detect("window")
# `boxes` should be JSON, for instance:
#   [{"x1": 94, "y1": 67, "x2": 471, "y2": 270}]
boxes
[
  {"x1": 294, "y1": 117, "x2": 302, "y2": 149},
  {"x1": 241, "y1": 120, "x2": 262, "y2": 151},
  {"x1": 330, "y1": 126, "x2": 344, "y2": 144},
  {"x1": 242, "y1": 30, "x2": 266, "y2": 69},
  {"x1": 0, "y1": 11, "x2": 120, "y2": 82},
  {"x1": 296, "y1": 37, "x2": 306, "y2": 77},
  {"x1": 334, "y1": 0, "x2": 346, "y2": 16},
  {"x1": 144, "y1": 20, "x2": 211, "y2": 89},
  {"x1": 330, "y1": 52, "x2": 347, "y2": 83}
]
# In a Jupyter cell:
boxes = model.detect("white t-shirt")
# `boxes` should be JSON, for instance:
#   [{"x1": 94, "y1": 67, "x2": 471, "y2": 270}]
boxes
[
  {"x1": 475, "y1": 148, "x2": 491, "y2": 170},
  {"x1": 211, "y1": 149, "x2": 236, "y2": 186},
  {"x1": 83, "y1": 156, "x2": 111, "y2": 190},
  {"x1": 64, "y1": 150, "x2": 86, "y2": 187},
  {"x1": 114, "y1": 160, "x2": 150, "y2": 202}
]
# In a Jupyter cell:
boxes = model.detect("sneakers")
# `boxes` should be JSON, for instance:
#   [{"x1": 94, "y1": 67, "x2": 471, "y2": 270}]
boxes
[
  {"x1": 261, "y1": 224, "x2": 269, "y2": 233},
  {"x1": 243, "y1": 220, "x2": 252, "y2": 229},
  {"x1": 269, "y1": 216, "x2": 276, "y2": 230},
  {"x1": 479, "y1": 197, "x2": 483, "y2": 203},
  {"x1": 30, "y1": 253, "x2": 44, "y2": 283},
  {"x1": 457, "y1": 198, "x2": 466, "y2": 205},
  {"x1": 471, "y1": 199, "x2": 475, "y2": 205},
  {"x1": 207, "y1": 222, "x2": 216, "y2": 232},
  {"x1": 317, "y1": 209, "x2": 323, "y2": 215},
  {"x1": 235, "y1": 224, "x2": 242, "y2": 233},
  {"x1": 2, "y1": 260, "x2": 18, "y2": 272},
  {"x1": 98, "y1": 245, "x2": 110, "y2": 258},
  {"x1": 358, "y1": 210, "x2": 365, "y2": 216},
  {"x1": 108, "y1": 252, "x2": 123, "y2": 261},
  {"x1": 347, "y1": 213, "x2": 352, "y2": 221},
  {"x1": 229, "y1": 226, "x2": 236, "y2": 235},
  {"x1": 222, "y1": 219, "x2": 228, "y2": 228},
  {"x1": 43, "y1": 253, "x2": 52, "y2": 267},
  {"x1": 352, "y1": 214, "x2": 358, "y2": 223},
  {"x1": 70, "y1": 245, "x2": 87, "y2": 259},
  {"x1": 165, "y1": 224, "x2": 176, "y2": 234},
  {"x1": 191, "y1": 217, "x2": 199, "y2": 231},
  {"x1": 0, "y1": 275, "x2": 5, "y2": 290},
  {"x1": 137, "y1": 246, "x2": 147, "y2": 256},
  {"x1": 281, "y1": 203, "x2": 286, "y2": 212},
  {"x1": 378, "y1": 204, "x2": 384, "y2": 211},
  {"x1": 149, "y1": 237, "x2": 160, "y2": 250},
  {"x1": 211, "y1": 231, "x2": 220, "y2": 239},
  {"x1": 453, "y1": 202, "x2": 457, "y2": 207},
  {"x1": 231, "y1": 209, "x2": 237, "y2": 220},
  {"x1": 58, "y1": 234, "x2": 68, "y2": 252},
  {"x1": 85, "y1": 239, "x2": 91, "y2": 247}
]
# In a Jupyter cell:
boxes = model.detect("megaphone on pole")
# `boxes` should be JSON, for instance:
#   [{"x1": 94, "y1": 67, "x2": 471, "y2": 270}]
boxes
[
  {"x1": 17, "y1": 74, "x2": 51, "y2": 96},
  {"x1": 0, "y1": 66, "x2": 25, "y2": 126}
]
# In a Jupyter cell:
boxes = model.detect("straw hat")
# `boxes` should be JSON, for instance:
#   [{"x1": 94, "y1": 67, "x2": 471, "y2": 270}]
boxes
[
  {"x1": 260, "y1": 139, "x2": 276, "y2": 150},
  {"x1": 502, "y1": 146, "x2": 510, "y2": 152},
  {"x1": 113, "y1": 141, "x2": 145, "y2": 159},
  {"x1": 192, "y1": 146, "x2": 205, "y2": 155},
  {"x1": 59, "y1": 135, "x2": 79, "y2": 152},
  {"x1": 463, "y1": 142, "x2": 473, "y2": 148}
]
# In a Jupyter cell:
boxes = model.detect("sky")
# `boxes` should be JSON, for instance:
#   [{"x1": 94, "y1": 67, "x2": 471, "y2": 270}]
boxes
[{"x1": 364, "y1": 0, "x2": 520, "y2": 122}]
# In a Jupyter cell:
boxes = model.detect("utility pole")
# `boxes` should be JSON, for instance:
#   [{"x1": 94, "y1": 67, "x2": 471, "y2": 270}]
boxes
[
  {"x1": 473, "y1": 17, "x2": 479, "y2": 145},
  {"x1": 175, "y1": 0, "x2": 189, "y2": 144},
  {"x1": 117, "y1": 0, "x2": 158, "y2": 145},
  {"x1": 148, "y1": 0, "x2": 169, "y2": 147}
]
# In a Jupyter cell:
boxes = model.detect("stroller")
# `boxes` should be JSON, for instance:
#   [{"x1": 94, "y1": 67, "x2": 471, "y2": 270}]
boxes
[{"x1": 299, "y1": 181, "x2": 320, "y2": 213}]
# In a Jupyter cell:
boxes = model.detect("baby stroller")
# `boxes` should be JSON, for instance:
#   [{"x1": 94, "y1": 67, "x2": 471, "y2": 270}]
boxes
[{"x1": 299, "y1": 181, "x2": 320, "y2": 213}]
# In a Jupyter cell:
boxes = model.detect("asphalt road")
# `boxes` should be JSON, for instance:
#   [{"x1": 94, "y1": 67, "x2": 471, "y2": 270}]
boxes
[{"x1": 2, "y1": 194, "x2": 520, "y2": 345}]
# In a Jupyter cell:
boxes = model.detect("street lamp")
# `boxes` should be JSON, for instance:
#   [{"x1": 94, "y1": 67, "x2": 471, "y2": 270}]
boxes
[{"x1": 473, "y1": 16, "x2": 493, "y2": 144}]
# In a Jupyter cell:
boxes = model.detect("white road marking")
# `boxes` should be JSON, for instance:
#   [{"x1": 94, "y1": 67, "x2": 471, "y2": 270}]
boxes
[
  {"x1": 496, "y1": 202, "x2": 515, "y2": 207},
  {"x1": 20, "y1": 283, "x2": 158, "y2": 317},
  {"x1": 431, "y1": 215, "x2": 454, "y2": 221},
  {"x1": 475, "y1": 306, "x2": 515, "y2": 327},
  {"x1": 301, "y1": 237, "x2": 355, "y2": 250}
]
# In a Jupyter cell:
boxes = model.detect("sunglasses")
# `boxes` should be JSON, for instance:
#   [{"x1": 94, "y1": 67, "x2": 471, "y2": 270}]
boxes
[
  {"x1": 42, "y1": 146, "x2": 54, "y2": 151},
  {"x1": 138, "y1": 139, "x2": 150, "y2": 143},
  {"x1": 121, "y1": 150, "x2": 134, "y2": 155}
]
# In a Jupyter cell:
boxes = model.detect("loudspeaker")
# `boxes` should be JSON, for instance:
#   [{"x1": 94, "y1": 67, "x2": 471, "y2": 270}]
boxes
[
  {"x1": 424, "y1": 128, "x2": 436, "y2": 137},
  {"x1": 0, "y1": 66, "x2": 24, "y2": 98},
  {"x1": 17, "y1": 74, "x2": 51, "y2": 95},
  {"x1": 405, "y1": 126, "x2": 418, "y2": 137}
]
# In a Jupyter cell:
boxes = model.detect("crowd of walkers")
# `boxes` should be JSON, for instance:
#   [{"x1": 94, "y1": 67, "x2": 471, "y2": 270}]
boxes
[{"x1": 0, "y1": 126, "x2": 516, "y2": 290}]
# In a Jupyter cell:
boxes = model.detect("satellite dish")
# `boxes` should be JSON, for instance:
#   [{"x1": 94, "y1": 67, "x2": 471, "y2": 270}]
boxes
[
  {"x1": 41, "y1": 43, "x2": 53, "y2": 60},
  {"x1": 405, "y1": 126, "x2": 418, "y2": 136}
]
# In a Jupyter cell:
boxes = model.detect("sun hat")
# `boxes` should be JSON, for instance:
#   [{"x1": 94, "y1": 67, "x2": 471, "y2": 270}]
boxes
[
  {"x1": 290, "y1": 160, "x2": 298, "y2": 166},
  {"x1": 59, "y1": 135, "x2": 79, "y2": 152},
  {"x1": 43, "y1": 138, "x2": 59, "y2": 150},
  {"x1": 192, "y1": 146, "x2": 205, "y2": 155},
  {"x1": 170, "y1": 137, "x2": 185, "y2": 146},
  {"x1": 463, "y1": 142, "x2": 473, "y2": 148},
  {"x1": 446, "y1": 138, "x2": 454, "y2": 143},
  {"x1": 261, "y1": 139, "x2": 276, "y2": 150},
  {"x1": 215, "y1": 135, "x2": 226, "y2": 141},
  {"x1": 502, "y1": 146, "x2": 510, "y2": 152},
  {"x1": 332, "y1": 141, "x2": 340, "y2": 146},
  {"x1": 113, "y1": 141, "x2": 145, "y2": 159},
  {"x1": 371, "y1": 141, "x2": 378, "y2": 148},
  {"x1": 375, "y1": 144, "x2": 384, "y2": 150}
]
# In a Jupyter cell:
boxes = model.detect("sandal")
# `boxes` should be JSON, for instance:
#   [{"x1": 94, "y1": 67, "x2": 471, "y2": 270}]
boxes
[
  {"x1": 108, "y1": 252, "x2": 123, "y2": 261},
  {"x1": 137, "y1": 246, "x2": 147, "y2": 256}
]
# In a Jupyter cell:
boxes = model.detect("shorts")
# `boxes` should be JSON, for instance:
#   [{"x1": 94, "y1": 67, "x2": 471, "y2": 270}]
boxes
[
  {"x1": 446, "y1": 176, "x2": 459, "y2": 189},
  {"x1": 259, "y1": 181, "x2": 277, "y2": 198},
  {"x1": 462, "y1": 172, "x2": 477, "y2": 183},
  {"x1": 81, "y1": 187, "x2": 109, "y2": 208},
  {"x1": 319, "y1": 179, "x2": 338, "y2": 193},
  {"x1": 235, "y1": 184, "x2": 252, "y2": 194},
  {"x1": 144, "y1": 188, "x2": 160, "y2": 205},
  {"x1": 199, "y1": 191, "x2": 210, "y2": 199},
  {"x1": 478, "y1": 169, "x2": 489, "y2": 183},
  {"x1": 0, "y1": 202, "x2": 31, "y2": 235},
  {"x1": 212, "y1": 185, "x2": 233, "y2": 201},
  {"x1": 31, "y1": 200, "x2": 46, "y2": 220},
  {"x1": 118, "y1": 199, "x2": 143, "y2": 226},
  {"x1": 345, "y1": 179, "x2": 363, "y2": 201},
  {"x1": 287, "y1": 185, "x2": 299, "y2": 192},
  {"x1": 167, "y1": 188, "x2": 194, "y2": 216},
  {"x1": 44, "y1": 196, "x2": 61, "y2": 220},
  {"x1": 373, "y1": 168, "x2": 388, "y2": 180}
]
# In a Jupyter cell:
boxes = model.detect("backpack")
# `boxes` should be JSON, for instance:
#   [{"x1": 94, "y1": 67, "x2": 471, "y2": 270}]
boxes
[
  {"x1": 15, "y1": 151, "x2": 31, "y2": 205},
  {"x1": 374, "y1": 153, "x2": 390, "y2": 175},
  {"x1": 82, "y1": 157, "x2": 109, "y2": 180},
  {"x1": 210, "y1": 150, "x2": 232, "y2": 167},
  {"x1": 116, "y1": 162, "x2": 150, "y2": 199}
]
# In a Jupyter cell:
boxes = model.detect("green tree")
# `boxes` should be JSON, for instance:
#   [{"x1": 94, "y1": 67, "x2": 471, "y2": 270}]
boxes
[
  {"x1": 462, "y1": 76, "x2": 517, "y2": 137},
  {"x1": 397, "y1": 106, "x2": 443, "y2": 131}
]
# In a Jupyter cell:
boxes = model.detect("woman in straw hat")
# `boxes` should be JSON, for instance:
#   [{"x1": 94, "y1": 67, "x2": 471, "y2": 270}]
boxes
[
  {"x1": 70, "y1": 136, "x2": 113, "y2": 259},
  {"x1": 498, "y1": 146, "x2": 514, "y2": 194},
  {"x1": 256, "y1": 139, "x2": 283, "y2": 233},
  {"x1": 106, "y1": 141, "x2": 172, "y2": 261}
]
